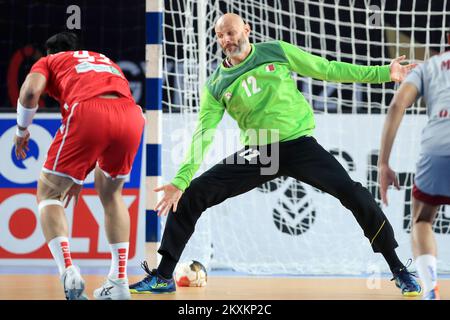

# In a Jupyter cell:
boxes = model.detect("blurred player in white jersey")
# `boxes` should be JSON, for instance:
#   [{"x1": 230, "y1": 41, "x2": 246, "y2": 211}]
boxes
[{"x1": 378, "y1": 38, "x2": 450, "y2": 300}]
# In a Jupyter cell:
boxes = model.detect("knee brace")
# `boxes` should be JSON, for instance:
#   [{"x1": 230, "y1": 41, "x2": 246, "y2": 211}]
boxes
[
  {"x1": 38, "y1": 199, "x2": 63, "y2": 215},
  {"x1": 37, "y1": 172, "x2": 73, "y2": 214}
]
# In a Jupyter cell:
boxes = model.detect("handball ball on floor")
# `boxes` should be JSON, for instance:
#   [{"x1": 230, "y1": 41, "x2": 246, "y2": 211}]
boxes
[{"x1": 175, "y1": 260, "x2": 208, "y2": 287}]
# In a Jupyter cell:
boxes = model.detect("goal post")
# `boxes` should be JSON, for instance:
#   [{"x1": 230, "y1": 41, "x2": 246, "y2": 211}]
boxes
[{"x1": 145, "y1": 0, "x2": 163, "y2": 245}]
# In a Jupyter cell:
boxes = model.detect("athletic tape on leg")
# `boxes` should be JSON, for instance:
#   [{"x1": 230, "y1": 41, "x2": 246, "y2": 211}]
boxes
[
  {"x1": 38, "y1": 199, "x2": 63, "y2": 213},
  {"x1": 40, "y1": 172, "x2": 65, "y2": 191}
]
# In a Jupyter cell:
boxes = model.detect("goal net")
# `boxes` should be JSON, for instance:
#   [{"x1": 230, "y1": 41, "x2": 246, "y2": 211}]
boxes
[{"x1": 161, "y1": 0, "x2": 450, "y2": 274}]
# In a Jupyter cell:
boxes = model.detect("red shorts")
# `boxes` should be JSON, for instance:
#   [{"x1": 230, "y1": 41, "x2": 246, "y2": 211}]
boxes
[
  {"x1": 413, "y1": 184, "x2": 450, "y2": 206},
  {"x1": 43, "y1": 97, "x2": 145, "y2": 184}
]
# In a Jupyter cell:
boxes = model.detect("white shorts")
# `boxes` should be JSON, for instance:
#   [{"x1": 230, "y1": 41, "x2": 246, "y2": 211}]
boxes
[{"x1": 413, "y1": 154, "x2": 450, "y2": 205}]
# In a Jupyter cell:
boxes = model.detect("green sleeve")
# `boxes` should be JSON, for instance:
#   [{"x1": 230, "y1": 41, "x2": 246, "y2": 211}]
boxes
[
  {"x1": 171, "y1": 88, "x2": 225, "y2": 191},
  {"x1": 279, "y1": 41, "x2": 391, "y2": 83}
]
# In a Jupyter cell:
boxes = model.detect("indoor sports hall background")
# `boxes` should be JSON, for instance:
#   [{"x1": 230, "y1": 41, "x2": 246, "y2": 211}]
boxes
[
  {"x1": 0, "y1": 0, "x2": 147, "y2": 268},
  {"x1": 1, "y1": 0, "x2": 450, "y2": 299}
]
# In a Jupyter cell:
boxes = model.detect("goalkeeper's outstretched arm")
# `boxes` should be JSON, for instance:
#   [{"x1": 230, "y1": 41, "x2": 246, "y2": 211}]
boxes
[
  {"x1": 154, "y1": 88, "x2": 225, "y2": 216},
  {"x1": 279, "y1": 41, "x2": 416, "y2": 83}
]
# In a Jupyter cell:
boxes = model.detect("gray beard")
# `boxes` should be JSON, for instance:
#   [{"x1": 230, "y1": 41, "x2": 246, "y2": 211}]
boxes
[{"x1": 226, "y1": 37, "x2": 249, "y2": 59}]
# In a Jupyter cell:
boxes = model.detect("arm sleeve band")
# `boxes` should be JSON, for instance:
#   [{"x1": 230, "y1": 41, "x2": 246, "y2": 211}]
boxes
[{"x1": 17, "y1": 99, "x2": 38, "y2": 128}]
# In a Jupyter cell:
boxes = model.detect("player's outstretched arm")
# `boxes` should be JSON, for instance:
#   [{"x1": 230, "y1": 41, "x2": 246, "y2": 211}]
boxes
[
  {"x1": 378, "y1": 82, "x2": 419, "y2": 205},
  {"x1": 14, "y1": 72, "x2": 47, "y2": 159}
]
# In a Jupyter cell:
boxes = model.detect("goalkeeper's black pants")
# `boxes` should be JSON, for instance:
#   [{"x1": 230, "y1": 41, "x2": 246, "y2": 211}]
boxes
[{"x1": 158, "y1": 135, "x2": 399, "y2": 264}]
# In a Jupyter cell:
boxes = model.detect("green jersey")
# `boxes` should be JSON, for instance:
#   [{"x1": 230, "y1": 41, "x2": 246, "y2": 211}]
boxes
[{"x1": 171, "y1": 40, "x2": 391, "y2": 191}]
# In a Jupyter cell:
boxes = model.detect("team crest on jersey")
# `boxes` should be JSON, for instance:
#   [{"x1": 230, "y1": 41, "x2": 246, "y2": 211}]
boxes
[
  {"x1": 266, "y1": 64, "x2": 275, "y2": 72},
  {"x1": 224, "y1": 92, "x2": 232, "y2": 100}
]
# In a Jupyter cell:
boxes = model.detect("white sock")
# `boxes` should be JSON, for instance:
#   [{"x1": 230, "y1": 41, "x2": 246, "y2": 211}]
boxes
[
  {"x1": 108, "y1": 242, "x2": 129, "y2": 280},
  {"x1": 415, "y1": 254, "x2": 437, "y2": 293},
  {"x1": 48, "y1": 236, "x2": 73, "y2": 276}
]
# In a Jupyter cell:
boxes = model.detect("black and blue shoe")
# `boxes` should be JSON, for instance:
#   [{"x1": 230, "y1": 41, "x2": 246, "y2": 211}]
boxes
[
  {"x1": 129, "y1": 261, "x2": 176, "y2": 294},
  {"x1": 391, "y1": 259, "x2": 422, "y2": 297}
]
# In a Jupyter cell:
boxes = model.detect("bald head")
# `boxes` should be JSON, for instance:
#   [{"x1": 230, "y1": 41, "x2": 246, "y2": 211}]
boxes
[
  {"x1": 215, "y1": 13, "x2": 246, "y2": 31},
  {"x1": 215, "y1": 13, "x2": 251, "y2": 60}
]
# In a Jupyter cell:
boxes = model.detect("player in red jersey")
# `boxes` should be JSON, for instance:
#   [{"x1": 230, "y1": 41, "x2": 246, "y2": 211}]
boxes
[{"x1": 13, "y1": 32, "x2": 145, "y2": 300}]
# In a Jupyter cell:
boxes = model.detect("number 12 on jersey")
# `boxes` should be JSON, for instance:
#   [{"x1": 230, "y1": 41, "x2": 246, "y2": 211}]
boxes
[{"x1": 242, "y1": 76, "x2": 261, "y2": 97}]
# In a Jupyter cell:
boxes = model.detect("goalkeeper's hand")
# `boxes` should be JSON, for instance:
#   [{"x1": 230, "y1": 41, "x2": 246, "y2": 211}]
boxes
[
  {"x1": 378, "y1": 163, "x2": 400, "y2": 206},
  {"x1": 389, "y1": 55, "x2": 417, "y2": 82},
  {"x1": 154, "y1": 183, "x2": 183, "y2": 216}
]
